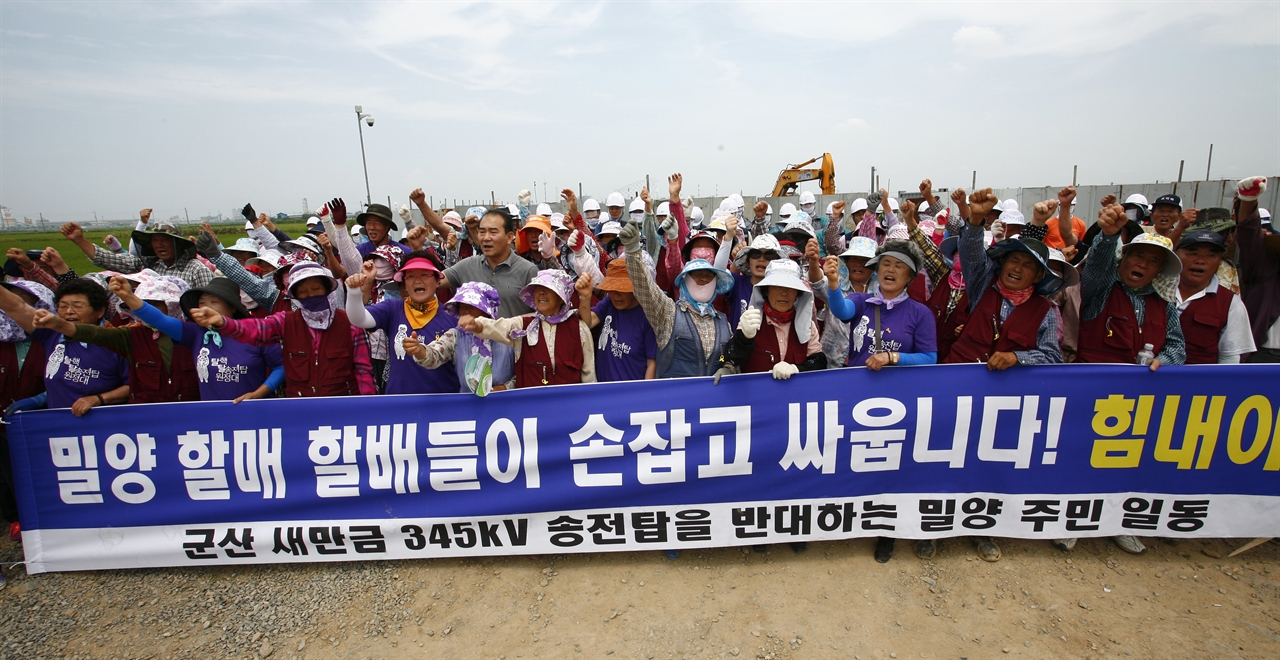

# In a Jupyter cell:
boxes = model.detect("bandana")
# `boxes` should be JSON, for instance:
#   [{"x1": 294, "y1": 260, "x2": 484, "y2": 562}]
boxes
[
  {"x1": 762, "y1": 302, "x2": 795, "y2": 326},
  {"x1": 510, "y1": 300, "x2": 573, "y2": 346},
  {"x1": 297, "y1": 294, "x2": 334, "y2": 330},
  {"x1": 404, "y1": 298, "x2": 438, "y2": 329},
  {"x1": 996, "y1": 280, "x2": 1035, "y2": 306},
  {"x1": 947, "y1": 253, "x2": 965, "y2": 291},
  {"x1": 203, "y1": 328, "x2": 224, "y2": 348},
  {"x1": 866, "y1": 289, "x2": 910, "y2": 310}
]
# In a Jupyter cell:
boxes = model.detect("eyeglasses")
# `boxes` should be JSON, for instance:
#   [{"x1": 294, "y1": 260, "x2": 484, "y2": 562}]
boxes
[
  {"x1": 57, "y1": 302, "x2": 91, "y2": 312},
  {"x1": 748, "y1": 251, "x2": 778, "y2": 261}
]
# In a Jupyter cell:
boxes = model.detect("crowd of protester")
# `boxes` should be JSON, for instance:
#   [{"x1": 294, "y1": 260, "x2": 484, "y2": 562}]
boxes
[{"x1": 0, "y1": 172, "x2": 1274, "y2": 582}]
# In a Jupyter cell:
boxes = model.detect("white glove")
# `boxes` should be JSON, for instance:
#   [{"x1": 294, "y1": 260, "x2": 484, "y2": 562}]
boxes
[
  {"x1": 567, "y1": 229, "x2": 586, "y2": 254},
  {"x1": 990, "y1": 219, "x2": 1004, "y2": 239},
  {"x1": 518, "y1": 190, "x2": 533, "y2": 206},
  {"x1": 619, "y1": 224, "x2": 642, "y2": 255},
  {"x1": 537, "y1": 232, "x2": 556, "y2": 259},
  {"x1": 737, "y1": 307, "x2": 762, "y2": 339},
  {"x1": 658, "y1": 216, "x2": 677, "y2": 240},
  {"x1": 398, "y1": 205, "x2": 412, "y2": 224},
  {"x1": 1237, "y1": 176, "x2": 1267, "y2": 201},
  {"x1": 771, "y1": 361, "x2": 799, "y2": 380}
]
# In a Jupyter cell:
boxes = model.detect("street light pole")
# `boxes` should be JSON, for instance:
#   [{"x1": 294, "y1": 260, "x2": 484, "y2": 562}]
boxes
[{"x1": 355, "y1": 105, "x2": 375, "y2": 205}]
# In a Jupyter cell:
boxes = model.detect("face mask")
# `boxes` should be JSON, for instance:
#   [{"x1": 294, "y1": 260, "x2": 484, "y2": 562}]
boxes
[
  {"x1": 629, "y1": 211, "x2": 645, "y2": 223},
  {"x1": 1125, "y1": 209, "x2": 1140, "y2": 221},
  {"x1": 373, "y1": 259, "x2": 396, "y2": 280},
  {"x1": 240, "y1": 290, "x2": 258, "y2": 310},
  {"x1": 297, "y1": 294, "x2": 331, "y2": 312},
  {"x1": 801, "y1": 204, "x2": 815, "y2": 214},
  {"x1": 764, "y1": 214, "x2": 773, "y2": 224},
  {"x1": 686, "y1": 276, "x2": 716, "y2": 303},
  {"x1": 690, "y1": 247, "x2": 715, "y2": 262}
]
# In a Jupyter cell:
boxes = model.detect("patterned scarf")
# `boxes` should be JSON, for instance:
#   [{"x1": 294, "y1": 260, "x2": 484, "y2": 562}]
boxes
[
  {"x1": 762, "y1": 302, "x2": 795, "y2": 325},
  {"x1": 510, "y1": 303, "x2": 573, "y2": 346},
  {"x1": 866, "y1": 289, "x2": 910, "y2": 310},
  {"x1": 996, "y1": 280, "x2": 1034, "y2": 306},
  {"x1": 404, "y1": 298, "x2": 438, "y2": 329},
  {"x1": 947, "y1": 253, "x2": 965, "y2": 291}
]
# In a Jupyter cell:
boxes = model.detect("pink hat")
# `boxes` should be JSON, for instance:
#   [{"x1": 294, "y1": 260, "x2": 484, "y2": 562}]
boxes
[{"x1": 393, "y1": 256, "x2": 442, "y2": 282}]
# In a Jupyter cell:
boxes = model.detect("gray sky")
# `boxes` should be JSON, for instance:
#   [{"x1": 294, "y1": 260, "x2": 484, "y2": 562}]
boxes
[{"x1": 2, "y1": 1, "x2": 1277, "y2": 223}]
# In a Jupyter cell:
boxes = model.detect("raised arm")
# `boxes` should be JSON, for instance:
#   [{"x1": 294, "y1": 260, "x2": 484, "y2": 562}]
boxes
[
  {"x1": 343, "y1": 268, "x2": 379, "y2": 330},
  {"x1": 1055, "y1": 186, "x2": 1078, "y2": 247},
  {"x1": 574, "y1": 274, "x2": 599, "y2": 328},
  {"x1": 0, "y1": 284, "x2": 38, "y2": 333},
  {"x1": 411, "y1": 188, "x2": 454, "y2": 245},
  {"x1": 319, "y1": 199, "x2": 363, "y2": 277}
]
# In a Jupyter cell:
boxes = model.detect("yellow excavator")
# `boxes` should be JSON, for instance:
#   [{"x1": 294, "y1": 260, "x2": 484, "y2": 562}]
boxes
[{"x1": 770, "y1": 153, "x2": 836, "y2": 197}]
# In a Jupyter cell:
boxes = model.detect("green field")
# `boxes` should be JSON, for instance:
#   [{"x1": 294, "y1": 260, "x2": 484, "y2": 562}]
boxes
[{"x1": 1, "y1": 222, "x2": 313, "y2": 276}]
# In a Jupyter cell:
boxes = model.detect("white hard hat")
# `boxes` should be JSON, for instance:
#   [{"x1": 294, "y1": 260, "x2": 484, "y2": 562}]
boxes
[
  {"x1": 1002, "y1": 199, "x2": 1020, "y2": 212},
  {"x1": 656, "y1": 201, "x2": 670, "y2": 216},
  {"x1": 779, "y1": 203, "x2": 797, "y2": 217},
  {"x1": 690, "y1": 207, "x2": 705, "y2": 226},
  {"x1": 799, "y1": 191, "x2": 816, "y2": 205},
  {"x1": 506, "y1": 203, "x2": 522, "y2": 217},
  {"x1": 726, "y1": 193, "x2": 745, "y2": 210},
  {"x1": 606, "y1": 192, "x2": 625, "y2": 208},
  {"x1": 1122, "y1": 194, "x2": 1150, "y2": 210},
  {"x1": 582, "y1": 199, "x2": 601, "y2": 212},
  {"x1": 628, "y1": 198, "x2": 646, "y2": 213},
  {"x1": 825, "y1": 202, "x2": 835, "y2": 215},
  {"x1": 536, "y1": 203, "x2": 553, "y2": 216},
  {"x1": 850, "y1": 198, "x2": 869, "y2": 213},
  {"x1": 305, "y1": 216, "x2": 320, "y2": 226},
  {"x1": 888, "y1": 198, "x2": 900, "y2": 212}
]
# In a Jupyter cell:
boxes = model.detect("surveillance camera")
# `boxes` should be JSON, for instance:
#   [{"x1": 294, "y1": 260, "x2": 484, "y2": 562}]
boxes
[{"x1": 365, "y1": 116, "x2": 375, "y2": 127}]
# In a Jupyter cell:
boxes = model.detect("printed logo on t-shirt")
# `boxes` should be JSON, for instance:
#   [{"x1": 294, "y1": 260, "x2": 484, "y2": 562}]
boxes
[
  {"x1": 211, "y1": 357, "x2": 248, "y2": 383},
  {"x1": 196, "y1": 347, "x2": 211, "y2": 383},
  {"x1": 393, "y1": 324, "x2": 408, "y2": 361},
  {"x1": 598, "y1": 315, "x2": 633, "y2": 359},
  {"x1": 59, "y1": 357, "x2": 100, "y2": 385},
  {"x1": 851, "y1": 314, "x2": 903, "y2": 354},
  {"x1": 45, "y1": 342, "x2": 65, "y2": 379}
]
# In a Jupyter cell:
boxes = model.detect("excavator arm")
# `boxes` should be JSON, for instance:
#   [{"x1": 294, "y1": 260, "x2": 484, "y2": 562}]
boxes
[{"x1": 771, "y1": 153, "x2": 836, "y2": 198}]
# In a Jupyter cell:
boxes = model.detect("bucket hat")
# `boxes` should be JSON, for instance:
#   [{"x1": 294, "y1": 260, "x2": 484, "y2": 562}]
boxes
[
  {"x1": 444, "y1": 281, "x2": 501, "y2": 319},
  {"x1": 356, "y1": 203, "x2": 398, "y2": 231},
  {"x1": 180, "y1": 277, "x2": 249, "y2": 320},
  {"x1": 747, "y1": 259, "x2": 815, "y2": 342},
  {"x1": 986, "y1": 237, "x2": 1062, "y2": 295}
]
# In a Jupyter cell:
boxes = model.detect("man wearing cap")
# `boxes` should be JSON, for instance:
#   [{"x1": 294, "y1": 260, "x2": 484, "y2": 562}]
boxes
[
  {"x1": 1174, "y1": 230, "x2": 1254, "y2": 364},
  {"x1": 439, "y1": 208, "x2": 540, "y2": 319},
  {"x1": 1078, "y1": 203, "x2": 1186, "y2": 370},
  {"x1": 944, "y1": 189, "x2": 1063, "y2": 368},
  {"x1": 352, "y1": 203, "x2": 410, "y2": 257},
  {"x1": 1149, "y1": 194, "x2": 1190, "y2": 239},
  {"x1": 61, "y1": 212, "x2": 214, "y2": 289}
]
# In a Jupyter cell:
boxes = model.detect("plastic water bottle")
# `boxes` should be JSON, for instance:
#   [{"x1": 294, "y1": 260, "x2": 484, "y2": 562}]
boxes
[{"x1": 1136, "y1": 343, "x2": 1155, "y2": 366}]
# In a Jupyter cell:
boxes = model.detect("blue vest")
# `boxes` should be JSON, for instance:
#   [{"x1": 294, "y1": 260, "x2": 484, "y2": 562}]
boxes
[{"x1": 657, "y1": 306, "x2": 730, "y2": 378}]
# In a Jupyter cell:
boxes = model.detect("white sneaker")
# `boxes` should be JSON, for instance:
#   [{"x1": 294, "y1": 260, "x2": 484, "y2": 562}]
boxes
[
  {"x1": 1051, "y1": 538, "x2": 1076, "y2": 552},
  {"x1": 1113, "y1": 535, "x2": 1147, "y2": 555}
]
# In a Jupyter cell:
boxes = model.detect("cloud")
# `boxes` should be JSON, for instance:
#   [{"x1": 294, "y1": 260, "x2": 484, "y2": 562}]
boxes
[
  {"x1": 952, "y1": 26, "x2": 1004, "y2": 55},
  {"x1": 839, "y1": 117, "x2": 869, "y2": 130}
]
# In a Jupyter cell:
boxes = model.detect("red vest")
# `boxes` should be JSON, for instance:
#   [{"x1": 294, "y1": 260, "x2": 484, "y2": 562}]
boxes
[
  {"x1": 515, "y1": 316, "x2": 584, "y2": 388},
  {"x1": 271, "y1": 294, "x2": 293, "y2": 315},
  {"x1": 927, "y1": 277, "x2": 970, "y2": 362},
  {"x1": 0, "y1": 341, "x2": 45, "y2": 410},
  {"x1": 1077, "y1": 285, "x2": 1168, "y2": 364},
  {"x1": 1180, "y1": 287, "x2": 1234, "y2": 364},
  {"x1": 128, "y1": 327, "x2": 201, "y2": 403},
  {"x1": 283, "y1": 310, "x2": 358, "y2": 397},
  {"x1": 944, "y1": 286, "x2": 1051, "y2": 364},
  {"x1": 744, "y1": 319, "x2": 808, "y2": 373},
  {"x1": 907, "y1": 273, "x2": 929, "y2": 304}
]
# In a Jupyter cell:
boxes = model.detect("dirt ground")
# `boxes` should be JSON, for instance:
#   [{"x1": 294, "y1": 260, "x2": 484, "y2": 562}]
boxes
[{"x1": 3, "y1": 535, "x2": 1277, "y2": 659}]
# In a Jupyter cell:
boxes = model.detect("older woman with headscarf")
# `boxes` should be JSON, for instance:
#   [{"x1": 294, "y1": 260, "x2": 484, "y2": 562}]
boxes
[
  {"x1": 717, "y1": 259, "x2": 826, "y2": 382},
  {"x1": 403, "y1": 281, "x2": 516, "y2": 395},
  {"x1": 189, "y1": 262, "x2": 376, "y2": 397},
  {"x1": 619, "y1": 223, "x2": 734, "y2": 379},
  {"x1": 462, "y1": 269, "x2": 595, "y2": 387},
  {"x1": 31, "y1": 274, "x2": 202, "y2": 404},
  {"x1": 109, "y1": 276, "x2": 285, "y2": 403}
]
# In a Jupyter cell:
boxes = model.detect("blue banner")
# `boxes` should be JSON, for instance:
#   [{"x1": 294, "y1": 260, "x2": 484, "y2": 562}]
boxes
[{"x1": 8, "y1": 363, "x2": 1279, "y2": 573}]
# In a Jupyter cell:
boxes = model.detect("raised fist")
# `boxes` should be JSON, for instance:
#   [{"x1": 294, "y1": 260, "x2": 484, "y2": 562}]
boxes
[
  {"x1": 832, "y1": 200, "x2": 846, "y2": 214},
  {"x1": 1100, "y1": 194, "x2": 1117, "y2": 208},
  {"x1": 950, "y1": 188, "x2": 967, "y2": 207},
  {"x1": 139, "y1": 208, "x2": 153, "y2": 223},
  {"x1": 409, "y1": 188, "x2": 426, "y2": 205},
  {"x1": 567, "y1": 229, "x2": 586, "y2": 253},
  {"x1": 823, "y1": 256, "x2": 841, "y2": 289},
  {"x1": 1032, "y1": 200, "x2": 1059, "y2": 225},
  {"x1": 574, "y1": 272, "x2": 594, "y2": 298},
  {"x1": 345, "y1": 272, "x2": 368, "y2": 289},
  {"x1": 1237, "y1": 176, "x2": 1267, "y2": 201},
  {"x1": 107, "y1": 275, "x2": 133, "y2": 297},
  {"x1": 618, "y1": 224, "x2": 642, "y2": 254},
  {"x1": 5, "y1": 248, "x2": 32, "y2": 268},
  {"x1": 60, "y1": 222, "x2": 84, "y2": 242},
  {"x1": 1097, "y1": 203, "x2": 1128, "y2": 236},
  {"x1": 518, "y1": 190, "x2": 532, "y2": 207},
  {"x1": 919, "y1": 179, "x2": 933, "y2": 198},
  {"x1": 639, "y1": 187, "x2": 651, "y2": 205},
  {"x1": 1057, "y1": 186, "x2": 1076, "y2": 209},
  {"x1": 241, "y1": 204, "x2": 255, "y2": 222},
  {"x1": 753, "y1": 200, "x2": 769, "y2": 218},
  {"x1": 901, "y1": 199, "x2": 918, "y2": 229},
  {"x1": 188, "y1": 306, "x2": 225, "y2": 329},
  {"x1": 805, "y1": 237, "x2": 820, "y2": 263},
  {"x1": 967, "y1": 188, "x2": 1000, "y2": 217}
]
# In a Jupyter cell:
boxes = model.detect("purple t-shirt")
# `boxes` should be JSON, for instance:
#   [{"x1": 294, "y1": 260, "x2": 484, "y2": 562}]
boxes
[
  {"x1": 592, "y1": 298, "x2": 658, "y2": 382},
  {"x1": 367, "y1": 298, "x2": 460, "y2": 394},
  {"x1": 839, "y1": 294, "x2": 938, "y2": 367},
  {"x1": 33, "y1": 328, "x2": 130, "y2": 409},
  {"x1": 178, "y1": 322, "x2": 283, "y2": 401}
]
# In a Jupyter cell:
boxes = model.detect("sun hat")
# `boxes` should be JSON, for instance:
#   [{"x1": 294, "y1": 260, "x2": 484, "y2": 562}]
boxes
[
  {"x1": 682, "y1": 229, "x2": 722, "y2": 261},
  {"x1": 550, "y1": 212, "x2": 569, "y2": 232},
  {"x1": 733, "y1": 234, "x2": 784, "y2": 272},
  {"x1": 748, "y1": 259, "x2": 815, "y2": 342},
  {"x1": 280, "y1": 233, "x2": 323, "y2": 256},
  {"x1": 224, "y1": 237, "x2": 261, "y2": 256},
  {"x1": 596, "y1": 258, "x2": 635, "y2": 294},
  {"x1": 134, "y1": 275, "x2": 189, "y2": 318},
  {"x1": 393, "y1": 255, "x2": 443, "y2": 283},
  {"x1": 442, "y1": 210, "x2": 464, "y2": 229},
  {"x1": 1046, "y1": 248, "x2": 1080, "y2": 288},
  {"x1": 466, "y1": 206, "x2": 488, "y2": 220},
  {"x1": 444, "y1": 281, "x2": 501, "y2": 319},
  {"x1": 364, "y1": 244, "x2": 406, "y2": 271},
  {"x1": 519, "y1": 269, "x2": 577, "y2": 311},
  {"x1": 285, "y1": 261, "x2": 338, "y2": 297},
  {"x1": 1000, "y1": 209, "x2": 1026, "y2": 226},
  {"x1": 865, "y1": 239, "x2": 926, "y2": 277},
  {"x1": 131, "y1": 222, "x2": 195, "y2": 258},
  {"x1": 597, "y1": 221, "x2": 623, "y2": 237},
  {"x1": 780, "y1": 214, "x2": 816, "y2": 240},
  {"x1": 247, "y1": 249, "x2": 285, "y2": 270},
  {"x1": 3, "y1": 250, "x2": 44, "y2": 278},
  {"x1": 985, "y1": 237, "x2": 1062, "y2": 295},
  {"x1": 1120, "y1": 232, "x2": 1182, "y2": 277},
  {"x1": 839, "y1": 236, "x2": 878, "y2": 260},
  {"x1": 180, "y1": 277, "x2": 249, "y2": 320},
  {"x1": 677, "y1": 258, "x2": 734, "y2": 295},
  {"x1": 356, "y1": 203, "x2": 399, "y2": 231}
]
